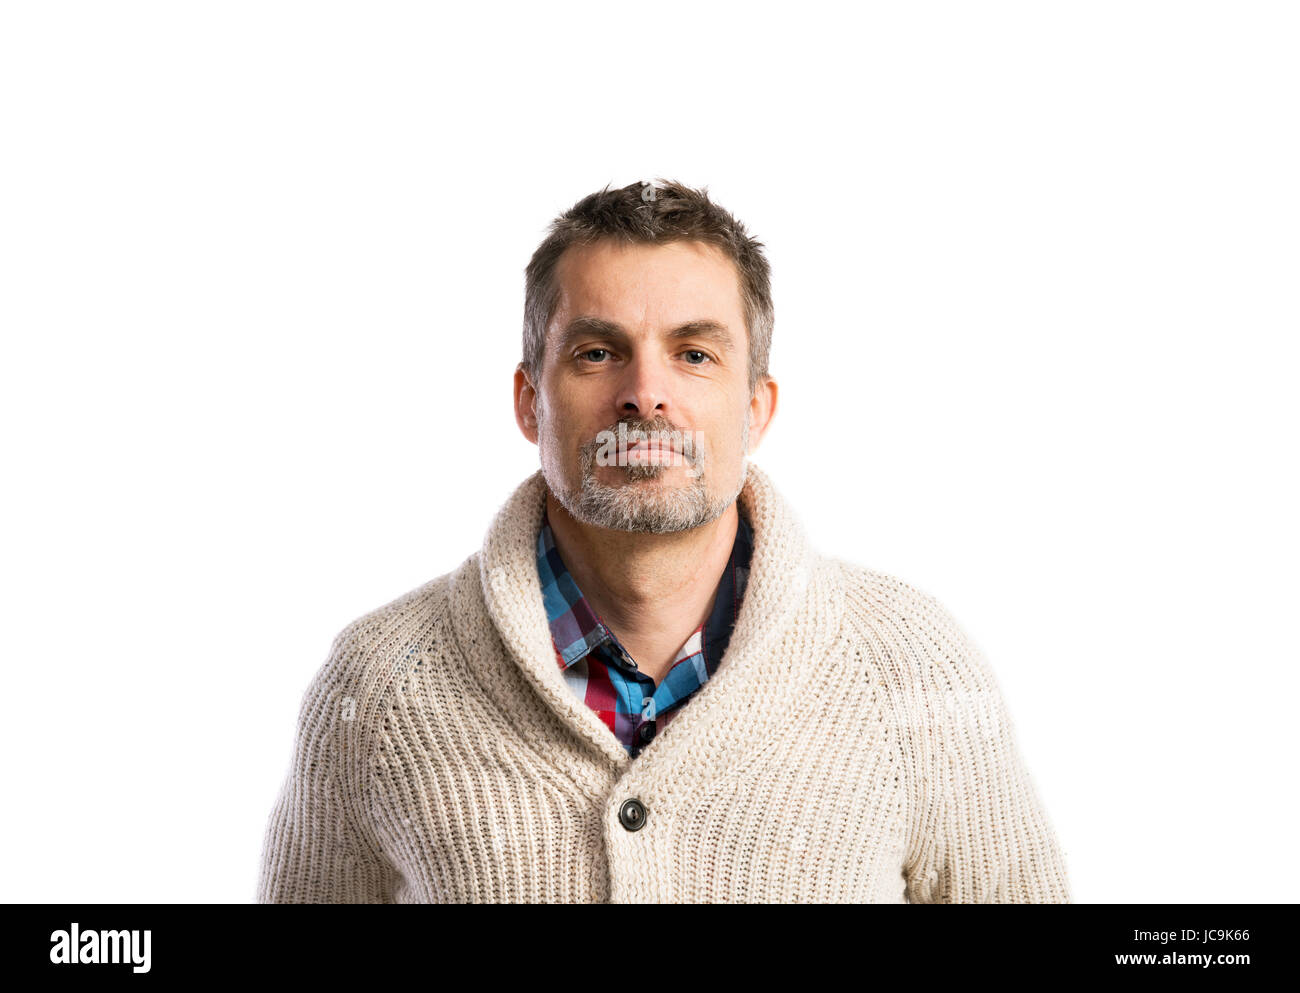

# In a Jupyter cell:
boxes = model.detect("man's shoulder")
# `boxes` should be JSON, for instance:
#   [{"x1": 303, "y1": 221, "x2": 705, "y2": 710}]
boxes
[
  {"x1": 827, "y1": 557, "x2": 961, "y2": 631},
  {"x1": 334, "y1": 569, "x2": 458, "y2": 654},
  {"x1": 825, "y1": 556, "x2": 997, "y2": 690},
  {"x1": 304, "y1": 556, "x2": 477, "y2": 710}
]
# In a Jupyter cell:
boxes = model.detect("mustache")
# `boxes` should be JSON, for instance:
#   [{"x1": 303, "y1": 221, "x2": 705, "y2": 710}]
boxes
[
  {"x1": 578, "y1": 418, "x2": 705, "y2": 469},
  {"x1": 584, "y1": 418, "x2": 691, "y2": 449}
]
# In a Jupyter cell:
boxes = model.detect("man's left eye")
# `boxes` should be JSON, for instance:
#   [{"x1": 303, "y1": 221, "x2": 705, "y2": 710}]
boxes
[{"x1": 682, "y1": 350, "x2": 710, "y2": 365}]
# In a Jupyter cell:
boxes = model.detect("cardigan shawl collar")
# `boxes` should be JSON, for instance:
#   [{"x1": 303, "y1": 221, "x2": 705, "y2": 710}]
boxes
[{"x1": 449, "y1": 461, "x2": 847, "y2": 788}]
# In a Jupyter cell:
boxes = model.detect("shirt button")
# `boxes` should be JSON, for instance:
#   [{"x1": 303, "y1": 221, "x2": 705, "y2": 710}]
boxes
[
  {"x1": 618, "y1": 798, "x2": 647, "y2": 831},
  {"x1": 638, "y1": 722, "x2": 656, "y2": 743}
]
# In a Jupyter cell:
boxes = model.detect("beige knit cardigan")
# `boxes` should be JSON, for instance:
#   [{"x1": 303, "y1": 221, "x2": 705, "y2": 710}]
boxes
[{"x1": 257, "y1": 463, "x2": 1071, "y2": 903}]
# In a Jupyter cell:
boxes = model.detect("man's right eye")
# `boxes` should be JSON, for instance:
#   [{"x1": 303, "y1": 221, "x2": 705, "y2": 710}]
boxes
[{"x1": 579, "y1": 348, "x2": 609, "y2": 362}]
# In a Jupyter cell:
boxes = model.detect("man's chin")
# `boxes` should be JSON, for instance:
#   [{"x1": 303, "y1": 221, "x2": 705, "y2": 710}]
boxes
[{"x1": 594, "y1": 464, "x2": 695, "y2": 484}]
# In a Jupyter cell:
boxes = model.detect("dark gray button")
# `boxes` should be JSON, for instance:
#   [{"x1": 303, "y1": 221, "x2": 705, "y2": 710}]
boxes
[
  {"x1": 638, "y1": 722, "x2": 656, "y2": 743},
  {"x1": 618, "y1": 798, "x2": 646, "y2": 831}
]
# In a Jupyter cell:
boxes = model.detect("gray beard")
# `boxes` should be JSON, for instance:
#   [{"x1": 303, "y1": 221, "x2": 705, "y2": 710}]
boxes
[
  {"x1": 567, "y1": 459, "x2": 747, "y2": 534},
  {"x1": 547, "y1": 417, "x2": 749, "y2": 534}
]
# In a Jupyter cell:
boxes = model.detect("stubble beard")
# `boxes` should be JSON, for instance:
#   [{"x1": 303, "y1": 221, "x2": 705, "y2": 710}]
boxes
[{"x1": 545, "y1": 413, "x2": 750, "y2": 535}]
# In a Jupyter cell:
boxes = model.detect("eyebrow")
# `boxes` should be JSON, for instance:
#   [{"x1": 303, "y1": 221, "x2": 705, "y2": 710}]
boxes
[{"x1": 555, "y1": 316, "x2": 736, "y2": 354}]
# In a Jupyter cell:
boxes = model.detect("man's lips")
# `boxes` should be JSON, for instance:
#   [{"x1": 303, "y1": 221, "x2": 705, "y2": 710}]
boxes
[
  {"x1": 625, "y1": 440, "x2": 681, "y2": 463},
  {"x1": 613, "y1": 437, "x2": 688, "y2": 464}
]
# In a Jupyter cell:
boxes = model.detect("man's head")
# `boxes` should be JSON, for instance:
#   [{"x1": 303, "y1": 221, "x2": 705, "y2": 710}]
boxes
[{"x1": 513, "y1": 179, "x2": 778, "y2": 534}]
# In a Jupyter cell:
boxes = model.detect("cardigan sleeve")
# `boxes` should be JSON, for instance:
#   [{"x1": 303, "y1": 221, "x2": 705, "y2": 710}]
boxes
[
  {"x1": 899, "y1": 591, "x2": 1072, "y2": 904},
  {"x1": 256, "y1": 626, "x2": 399, "y2": 904}
]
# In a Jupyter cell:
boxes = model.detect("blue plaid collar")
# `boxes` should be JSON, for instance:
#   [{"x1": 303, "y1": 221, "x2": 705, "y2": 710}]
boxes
[{"x1": 535, "y1": 506, "x2": 754, "y2": 678}]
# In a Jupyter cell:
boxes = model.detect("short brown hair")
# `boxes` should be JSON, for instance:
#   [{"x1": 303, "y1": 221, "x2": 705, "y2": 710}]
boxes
[{"x1": 522, "y1": 179, "x2": 773, "y2": 392}]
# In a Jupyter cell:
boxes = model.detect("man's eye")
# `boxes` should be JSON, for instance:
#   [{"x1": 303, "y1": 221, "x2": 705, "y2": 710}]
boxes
[
  {"x1": 683, "y1": 350, "x2": 710, "y2": 365},
  {"x1": 580, "y1": 348, "x2": 609, "y2": 362}
]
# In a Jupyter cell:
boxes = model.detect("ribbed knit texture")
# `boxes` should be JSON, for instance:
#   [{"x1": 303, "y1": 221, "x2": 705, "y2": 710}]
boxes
[{"x1": 257, "y1": 463, "x2": 1071, "y2": 903}]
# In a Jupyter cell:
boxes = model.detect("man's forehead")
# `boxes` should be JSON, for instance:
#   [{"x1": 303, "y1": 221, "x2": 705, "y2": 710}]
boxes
[{"x1": 552, "y1": 239, "x2": 745, "y2": 324}]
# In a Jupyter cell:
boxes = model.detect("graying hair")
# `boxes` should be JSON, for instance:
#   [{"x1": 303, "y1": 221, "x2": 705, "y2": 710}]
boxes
[{"x1": 522, "y1": 179, "x2": 774, "y2": 392}]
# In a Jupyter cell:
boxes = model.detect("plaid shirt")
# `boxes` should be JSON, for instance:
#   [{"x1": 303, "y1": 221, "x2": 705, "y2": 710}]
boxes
[{"x1": 536, "y1": 507, "x2": 753, "y2": 758}]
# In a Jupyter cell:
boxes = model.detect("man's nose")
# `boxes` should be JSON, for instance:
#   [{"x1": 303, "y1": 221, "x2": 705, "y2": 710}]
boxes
[{"x1": 615, "y1": 355, "x2": 670, "y2": 418}]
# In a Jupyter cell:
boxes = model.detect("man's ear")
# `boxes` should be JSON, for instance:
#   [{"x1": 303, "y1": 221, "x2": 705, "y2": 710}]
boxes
[
  {"x1": 745, "y1": 375, "x2": 778, "y2": 453},
  {"x1": 513, "y1": 363, "x2": 540, "y2": 444}
]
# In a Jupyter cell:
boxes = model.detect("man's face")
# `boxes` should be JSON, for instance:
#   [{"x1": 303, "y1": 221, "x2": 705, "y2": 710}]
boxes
[{"x1": 514, "y1": 238, "x2": 775, "y2": 533}]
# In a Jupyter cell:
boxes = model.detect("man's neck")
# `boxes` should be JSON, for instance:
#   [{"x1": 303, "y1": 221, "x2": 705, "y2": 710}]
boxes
[{"x1": 544, "y1": 488, "x2": 739, "y2": 684}]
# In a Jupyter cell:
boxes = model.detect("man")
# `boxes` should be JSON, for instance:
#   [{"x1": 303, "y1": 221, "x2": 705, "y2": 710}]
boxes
[{"x1": 257, "y1": 179, "x2": 1071, "y2": 903}]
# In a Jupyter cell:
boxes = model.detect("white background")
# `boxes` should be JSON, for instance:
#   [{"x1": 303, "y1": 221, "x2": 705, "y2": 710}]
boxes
[{"x1": 2, "y1": 1, "x2": 1296, "y2": 903}]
